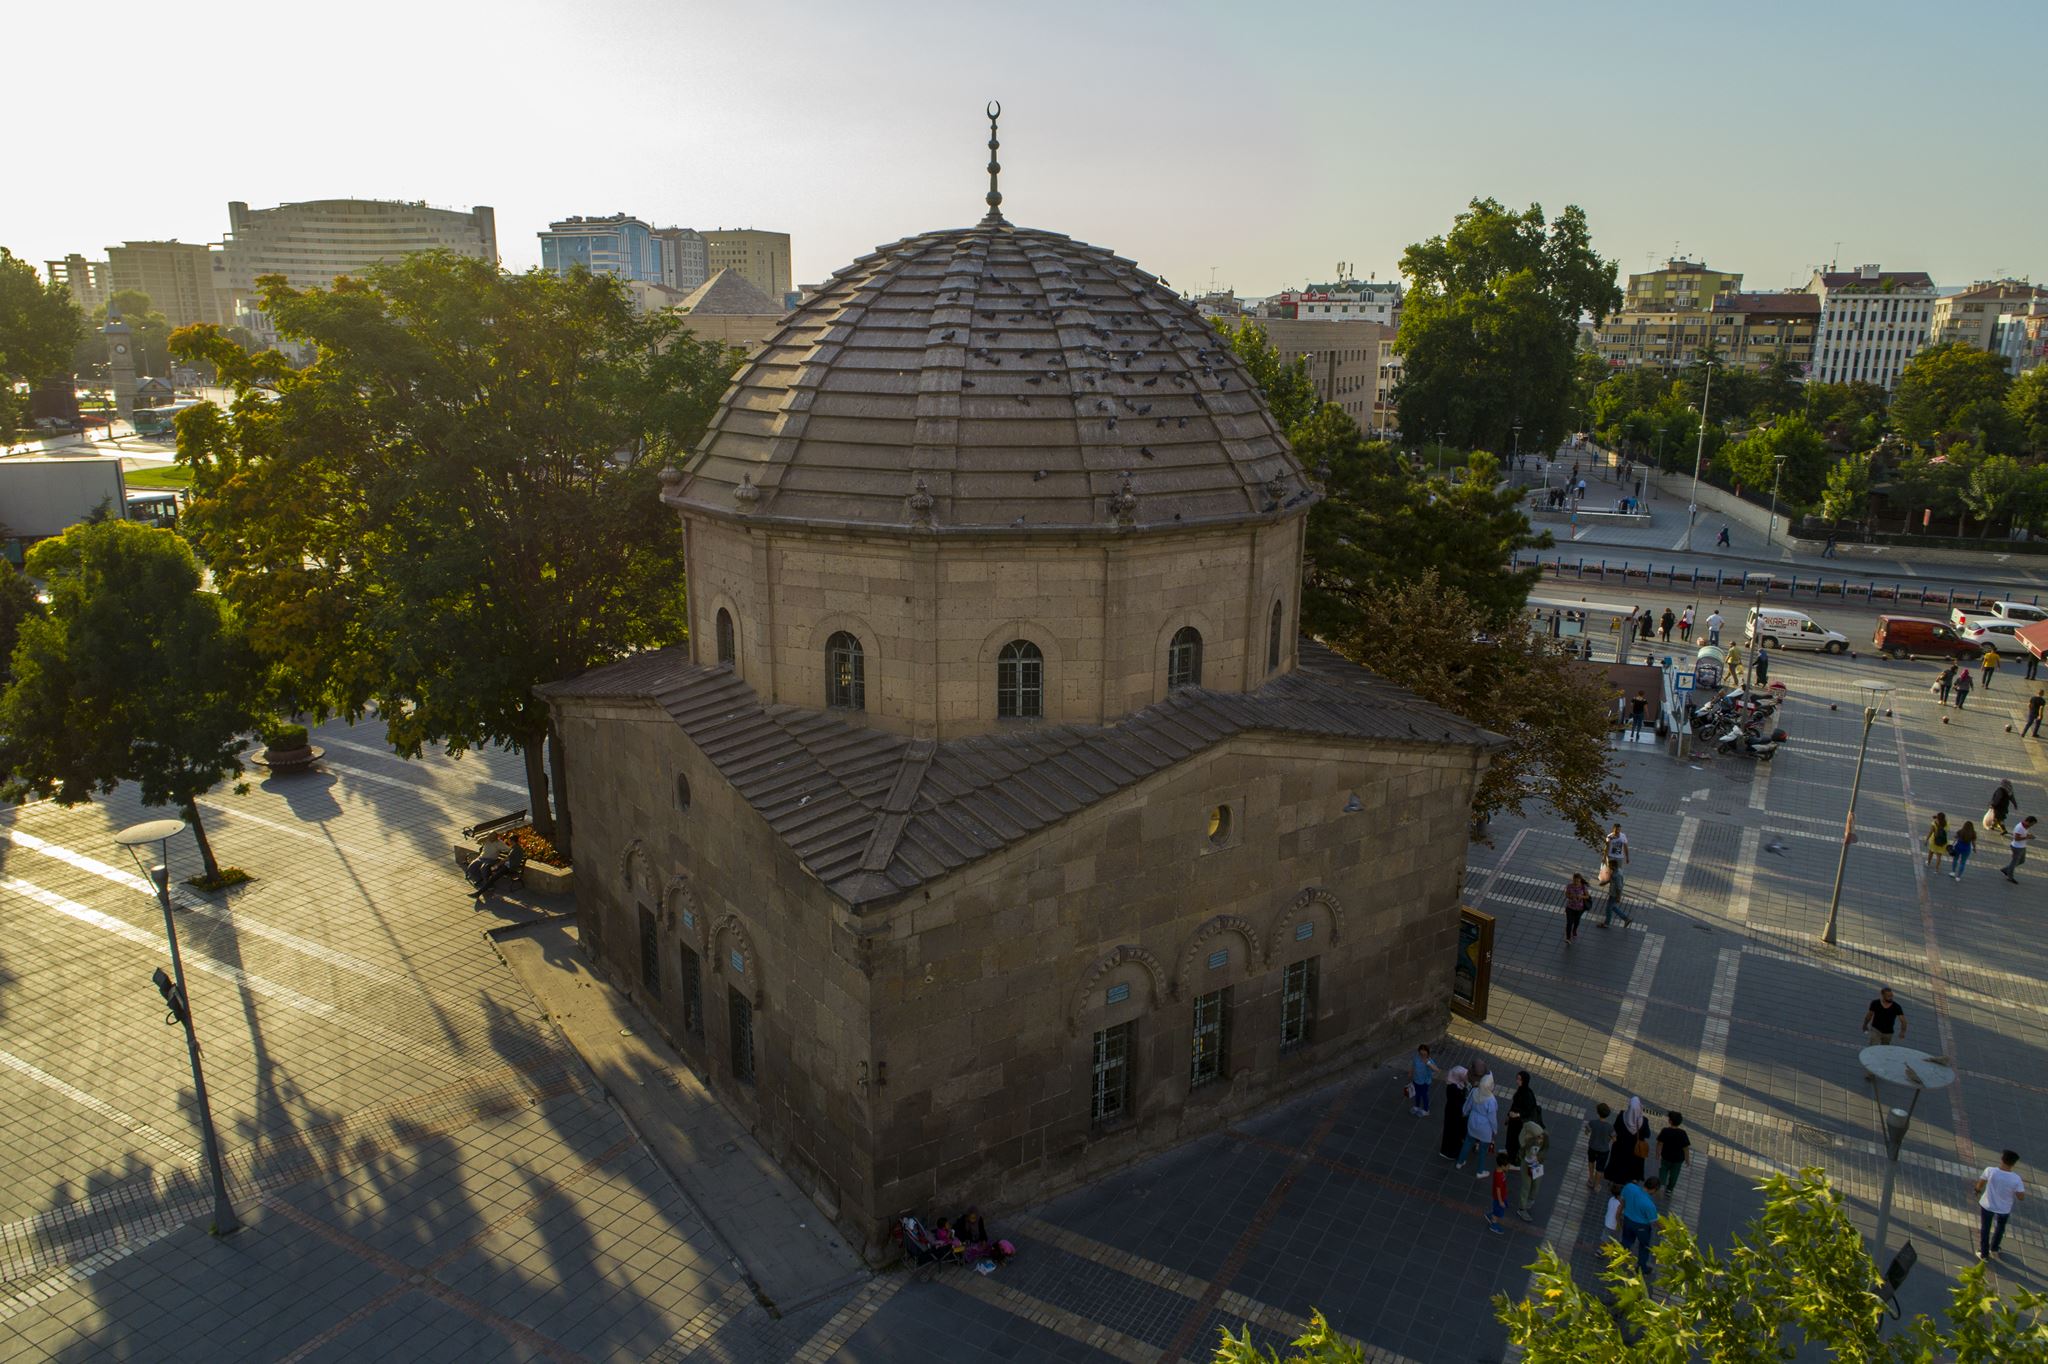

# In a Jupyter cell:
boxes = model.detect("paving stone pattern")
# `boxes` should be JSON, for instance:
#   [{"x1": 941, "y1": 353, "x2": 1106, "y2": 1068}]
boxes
[{"x1": 5, "y1": 634, "x2": 2047, "y2": 1361}]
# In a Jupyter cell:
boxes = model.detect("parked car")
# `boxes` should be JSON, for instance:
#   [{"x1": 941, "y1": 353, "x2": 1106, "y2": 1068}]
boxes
[
  {"x1": 1950, "y1": 601, "x2": 2048, "y2": 630},
  {"x1": 1747, "y1": 606, "x2": 1849, "y2": 653},
  {"x1": 1873, "y1": 615, "x2": 1977, "y2": 660},
  {"x1": 1956, "y1": 616, "x2": 2030, "y2": 646}
]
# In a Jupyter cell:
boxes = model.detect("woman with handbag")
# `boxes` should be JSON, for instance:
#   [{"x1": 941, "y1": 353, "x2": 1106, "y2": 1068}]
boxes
[{"x1": 1603, "y1": 1095, "x2": 1650, "y2": 1191}]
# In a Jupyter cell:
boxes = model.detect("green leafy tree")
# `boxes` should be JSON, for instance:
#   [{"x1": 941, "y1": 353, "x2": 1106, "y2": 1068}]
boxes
[
  {"x1": 1804, "y1": 380, "x2": 1891, "y2": 452},
  {"x1": 71, "y1": 289, "x2": 175, "y2": 380},
  {"x1": 1893, "y1": 342, "x2": 2014, "y2": 447},
  {"x1": 1962, "y1": 451, "x2": 2027, "y2": 535},
  {"x1": 0, "y1": 247, "x2": 86, "y2": 439},
  {"x1": 170, "y1": 254, "x2": 743, "y2": 844},
  {"x1": 1498, "y1": 1168, "x2": 2048, "y2": 1361},
  {"x1": 0, "y1": 557, "x2": 41, "y2": 682},
  {"x1": 1722, "y1": 414, "x2": 1829, "y2": 509},
  {"x1": 1209, "y1": 318, "x2": 1320, "y2": 434},
  {"x1": 1214, "y1": 1312, "x2": 1365, "y2": 1363},
  {"x1": 1319, "y1": 572, "x2": 1621, "y2": 845},
  {"x1": 0, "y1": 521, "x2": 260, "y2": 881},
  {"x1": 1395, "y1": 198, "x2": 1621, "y2": 458},
  {"x1": 1889, "y1": 447, "x2": 1971, "y2": 534},
  {"x1": 2009, "y1": 367, "x2": 2048, "y2": 456},
  {"x1": 1817, "y1": 451, "x2": 1871, "y2": 524}
]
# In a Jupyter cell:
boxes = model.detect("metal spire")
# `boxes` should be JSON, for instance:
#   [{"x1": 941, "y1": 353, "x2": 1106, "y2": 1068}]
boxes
[{"x1": 983, "y1": 101, "x2": 1004, "y2": 223}]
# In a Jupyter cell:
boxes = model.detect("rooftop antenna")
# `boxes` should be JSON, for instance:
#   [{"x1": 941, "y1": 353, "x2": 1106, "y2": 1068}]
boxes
[{"x1": 982, "y1": 101, "x2": 1004, "y2": 224}]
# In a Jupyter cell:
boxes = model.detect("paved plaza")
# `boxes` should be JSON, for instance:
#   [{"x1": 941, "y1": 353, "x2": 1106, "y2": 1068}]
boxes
[{"x1": 3, "y1": 604, "x2": 2047, "y2": 1359}]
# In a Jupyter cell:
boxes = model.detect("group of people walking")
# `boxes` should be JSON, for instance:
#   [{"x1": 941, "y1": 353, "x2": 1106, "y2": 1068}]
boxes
[{"x1": 1924, "y1": 779, "x2": 2038, "y2": 882}]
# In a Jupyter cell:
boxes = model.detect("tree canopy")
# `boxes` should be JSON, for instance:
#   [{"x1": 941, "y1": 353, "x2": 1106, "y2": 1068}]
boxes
[
  {"x1": 170, "y1": 253, "x2": 744, "y2": 842},
  {"x1": 74, "y1": 288, "x2": 173, "y2": 380},
  {"x1": 0, "y1": 520, "x2": 261, "y2": 881},
  {"x1": 0, "y1": 247, "x2": 85, "y2": 439},
  {"x1": 1394, "y1": 198, "x2": 1621, "y2": 457},
  {"x1": 1723, "y1": 413, "x2": 1829, "y2": 509},
  {"x1": 1892, "y1": 341, "x2": 2015, "y2": 448},
  {"x1": 1499, "y1": 1168, "x2": 2048, "y2": 1362}
]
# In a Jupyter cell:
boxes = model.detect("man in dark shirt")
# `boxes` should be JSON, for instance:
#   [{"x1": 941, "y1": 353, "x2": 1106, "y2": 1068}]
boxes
[
  {"x1": 1863, "y1": 988, "x2": 1905, "y2": 1046},
  {"x1": 2023, "y1": 689, "x2": 2045, "y2": 741},
  {"x1": 1656, "y1": 1112, "x2": 1691, "y2": 1199}
]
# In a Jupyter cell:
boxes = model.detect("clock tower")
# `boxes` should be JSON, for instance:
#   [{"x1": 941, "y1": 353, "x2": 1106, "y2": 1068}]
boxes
[{"x1": 103, "y1": 315, "x2": 136, "y2": 426}]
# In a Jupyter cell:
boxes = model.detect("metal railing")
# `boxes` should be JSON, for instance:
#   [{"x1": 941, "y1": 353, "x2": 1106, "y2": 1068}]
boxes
[{"x1": 1516, "y1": 552, "x2": 2039, "y2": 612}]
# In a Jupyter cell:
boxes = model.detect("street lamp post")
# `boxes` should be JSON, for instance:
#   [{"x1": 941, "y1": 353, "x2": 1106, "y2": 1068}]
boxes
[
  {"x1": 115, "y1": 818, "x2": 239, "y2": 1235},
  {"x1": 1435, "y1": 427, "x2": 1447, "y2": 478},
  {"x1": 1821, "y1": 706, "x2": 1877, "y2": 946},
  {"x1": 1860, "y1": 1045, "x2": 1956, "y2": 1267},
  {"x1": 1765, "y1": 452, "x2": 1788, "y2": 547},
  {"x1": 1681, "y1": 361, "x2": 1715, "y2": 552},
  {"x1": 1512, "y1": 420, "x2": 1522, "y2": 473}
]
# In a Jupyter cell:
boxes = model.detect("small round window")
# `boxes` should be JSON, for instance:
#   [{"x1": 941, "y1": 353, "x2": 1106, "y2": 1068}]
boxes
[
  {"x1": 1207, "y1": 805, "x2": 1232, "y2": 846},
  {"x1": 676, "y1": 774, "x2": 692, "y2": 812}
]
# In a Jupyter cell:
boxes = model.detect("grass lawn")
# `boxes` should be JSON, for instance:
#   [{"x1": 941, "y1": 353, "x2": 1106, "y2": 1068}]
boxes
[{"x1": 123, "y1": 465, "x2": 193, "y2": 489}]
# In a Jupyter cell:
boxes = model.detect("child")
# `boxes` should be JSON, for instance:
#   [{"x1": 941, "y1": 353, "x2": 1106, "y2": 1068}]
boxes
[
  {"x1": 1487, "y1": 1154, "x2": 1510, "y2": 1235},
  {"x1": 1410, "y1": 1044, "x2": 1439, "y2": 1117},
  {"x1": 1587, "y1": 1103, "x2": 1613, "y2": 1192}
]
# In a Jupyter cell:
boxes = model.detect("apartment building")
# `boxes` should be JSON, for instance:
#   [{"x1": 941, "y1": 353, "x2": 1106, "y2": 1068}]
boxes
[
  {"x1": 1993, "y1": 303, "x2": 2048, "y2": 375},
  {"x1": 45, "y1": 254, "x2": 106, "y2": 312},
  {"x1": 1595, "y1": 259, "x2": 1745, "y2": 370},
  {"x1": 1807, "y1": 265, "x2": 1937, "y2": 391},
  {"x1": 1261, "y1": 279, "x2": 1402, "y2": 326},
  {"x1": 1707, "y1": 291, "x2": 1819, "y2": 374},
  {"x1": 1930, "y1": 280, "x2": 2048, "y2": 351},
  {"x1": 1375, "y1": 338, "x2": 1402, "y2": 438}
]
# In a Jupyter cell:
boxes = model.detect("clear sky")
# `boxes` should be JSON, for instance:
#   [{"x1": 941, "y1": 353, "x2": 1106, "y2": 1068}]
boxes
[{"x1": 13, "y1": 0, "x2": 2043, "y2": 298}]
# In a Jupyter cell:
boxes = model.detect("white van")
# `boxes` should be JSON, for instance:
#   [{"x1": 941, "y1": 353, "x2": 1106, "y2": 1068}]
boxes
[{"x1": 1746, "y1": 606, "x2": 1849, "y2": 654}]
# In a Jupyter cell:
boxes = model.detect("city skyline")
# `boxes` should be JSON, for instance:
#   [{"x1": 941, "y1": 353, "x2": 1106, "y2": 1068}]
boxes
[{"x1": 14, "y1": 0, "x2": 2045, "y2": 302}]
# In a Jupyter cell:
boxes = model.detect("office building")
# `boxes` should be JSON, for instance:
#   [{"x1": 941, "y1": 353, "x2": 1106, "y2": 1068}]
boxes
[
  {"x1": 539, "y1": 215, "x2": 663, "y2": 283},
  {"x1": 219, "y1": 198, "x2": 498, "y2": 345},
  {"x1": 702, "y1": 229, "x2": 792, "y2": 306},
  {"x1": 1256, "y1": 318, "x2": 1386, "y2": 429},
  {"x1": 1807, "y1": 265, "x2": 1937, "y2": 391},
  {"x1": 105, "y1": 240, "x2": 223, "y2": 327},
  {"x1": 655, "y1": 228, "x2": 710, "y2": 292},
  {"x1": 45, "y1": 254, "x2": 106, "y2": 312}
]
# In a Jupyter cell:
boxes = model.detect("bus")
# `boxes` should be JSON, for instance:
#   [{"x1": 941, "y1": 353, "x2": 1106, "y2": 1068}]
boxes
[{"x1": 131, "y1": 400, "x2": 205, "y2": 438}]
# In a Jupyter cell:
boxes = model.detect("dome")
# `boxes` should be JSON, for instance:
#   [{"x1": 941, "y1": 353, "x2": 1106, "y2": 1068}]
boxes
[{"x1": 668, "y1": 220, "x2": 1313, "y2": 533}]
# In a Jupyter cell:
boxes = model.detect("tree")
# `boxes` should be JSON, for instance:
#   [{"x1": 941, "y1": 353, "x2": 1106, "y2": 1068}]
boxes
[
  {"x1": 0, "y1": 521, "x2": 261, "y2": 882},
  {"x1": 1209, "y1": 318, "x2": 1320, "y2": 434},
  {"x1": 1498, "y1": 1167, "x2": 2048, "y2": 1361},
  {"x1": 0, "y1": 557, "x2": 40, "y2": 682},
  {"x1": 1889, "y1": 447, "x2": 1968, "y2": 533},
  {"x1": 1893, "y1": 342, "x2": 2014, "y2": 447},
  {"x1": 1962, "y1": 452, "x2": 2027, "y2": 535},
  {"x1": 74, "y1": 289, "x2": 174, "y2": 380},
  {"x1": 1317, "y1": 572, "x2": 1622, "y2": 845},
  {"x1": 170, "y1": 254, "x2": 743, "y2": 843},
  {"x1": 1817, "y1": 450, "x2": 1871, "y2": 524},
  {"x1": 2009, "y1": 367, "x2": 2048, "y2": 456},
  {"x1": 1722, "y1": 414, "x2": 1829, "y2": 510},
  {"x1": 1394, "y1": 199, "x2": 1621, "y2": 458},
  {"x1": 1214, "y1": 1312, "x2": 1364, "y2": 1363},
  {"x1": 1804, "y1": 380, "x2": 1891, "y2": 452},
  {"x1": 0, "y1": 247, "x2": 85, "y2": 439}
]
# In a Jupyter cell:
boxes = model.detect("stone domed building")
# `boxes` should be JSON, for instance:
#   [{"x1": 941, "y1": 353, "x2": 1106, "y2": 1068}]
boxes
[{"x1": 542, "y1": 114, "x2": 1498, "y2": 1259}]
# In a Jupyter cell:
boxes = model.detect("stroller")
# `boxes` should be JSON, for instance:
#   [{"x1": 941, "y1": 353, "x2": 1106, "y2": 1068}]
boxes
[
  {"x1": 465, "y1": 839, "x2": 528, "y2": 901},
  {"x1": 895, "y1": 1215, "x2": 954, "y2": 1280}
]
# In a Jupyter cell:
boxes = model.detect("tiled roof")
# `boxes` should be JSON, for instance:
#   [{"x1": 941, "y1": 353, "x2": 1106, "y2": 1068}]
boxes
[
  {"x1": 1952, "y1": 281, "x2": 2048, "y2": 303},
  {"x1": 1712, "y1": 291, "x2": 1820, "y2": 316},
  {"x1": 542, "y1": 642, "x2": 1498, "y2": 909},
  {"x1": 670, "y1": 220, "x2": 1308, "y2": 534},
  {"x1": 676, "y1": 268, "x2": 782, "y2": 317}
]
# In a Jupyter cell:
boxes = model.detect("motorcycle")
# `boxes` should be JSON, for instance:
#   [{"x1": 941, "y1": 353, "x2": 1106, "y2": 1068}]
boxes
[{"x1": 1716, "y1": 724, "x2": 1787, "y2": 761}]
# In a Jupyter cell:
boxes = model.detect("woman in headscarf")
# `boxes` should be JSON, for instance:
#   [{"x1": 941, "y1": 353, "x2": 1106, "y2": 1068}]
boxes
[
  {"x1": 1438, "y1": 1065, "x2": 1470, "y2": 1160},
  {"x1": 1458, "y1": 1072, "x2": 1499, "y2": 1168},
  {"x1": 1504, "y1": 1072, "x2": 1540, "y2": 1166},
  {"x1": 1603, "y1": 1095, "x2": 1650, "y2": 1190}
]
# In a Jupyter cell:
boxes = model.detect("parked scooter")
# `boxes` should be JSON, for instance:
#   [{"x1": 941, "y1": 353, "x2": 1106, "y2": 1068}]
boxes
[{"x1": 1715, "y1": 724, "x2": 1788, "y2": 761}]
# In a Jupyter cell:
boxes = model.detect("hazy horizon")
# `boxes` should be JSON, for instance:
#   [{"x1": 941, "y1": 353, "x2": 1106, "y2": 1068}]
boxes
[{"x1": 14, "y1": 0, "x2": 2043, "y2": 299}]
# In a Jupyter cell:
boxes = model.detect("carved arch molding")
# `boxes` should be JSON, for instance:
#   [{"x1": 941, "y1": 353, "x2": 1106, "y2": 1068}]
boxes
[
  {"x1": 663, "y1": 875, "x2": 702, "y2": 942},
  {"x1": 1066, "y1": 944, "x2": 1166, "y2": 1036},
  {"x1": 1170, "y1": 914, "x2": 1264, "y2": 1000},
  {"x1": 711, "y1": 913, "x2": 765, "y2": 1007},
  {"x1": 1269, "y1": 887, "x2": 1344, "y2": 961}
]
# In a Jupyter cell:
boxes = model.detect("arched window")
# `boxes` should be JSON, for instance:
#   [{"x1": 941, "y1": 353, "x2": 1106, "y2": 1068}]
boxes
[
  {"x1": 715, "y1": 608, "x2": 736, "y2": 667},
  {"x1": 825, "y1": 631, "x2": 865, "y2": 710},
  {"x1": 1267, "y1": 599, "x2": 1284, "y2": 674},
  {"x1": 1168, "y1": 626, "x2": 1203, "y2": 691},
  {"x1": 996, "y1": 639, "x2": 1044, "y2": 719}
]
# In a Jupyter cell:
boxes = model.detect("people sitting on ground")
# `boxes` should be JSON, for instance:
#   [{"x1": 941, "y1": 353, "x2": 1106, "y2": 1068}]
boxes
[{"x1": 956, "y1": 1208, "x2": 1013, "y2": 1264}]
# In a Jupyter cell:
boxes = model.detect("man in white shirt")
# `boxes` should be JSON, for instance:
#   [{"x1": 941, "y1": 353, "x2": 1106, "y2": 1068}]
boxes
[
  {"x1": 1977, "y1": 1149, "x2": 2027, "y2": 1260},
  {"x1": 2001, "y1": 816, "x2": 2037, "y2": 883},
  {"x1": 1606, "y1": 823, "x2": 1630, "y2": 866},
  {"x1": 1704, "y1": 611, "x2": 1725, "y2": 646}
]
